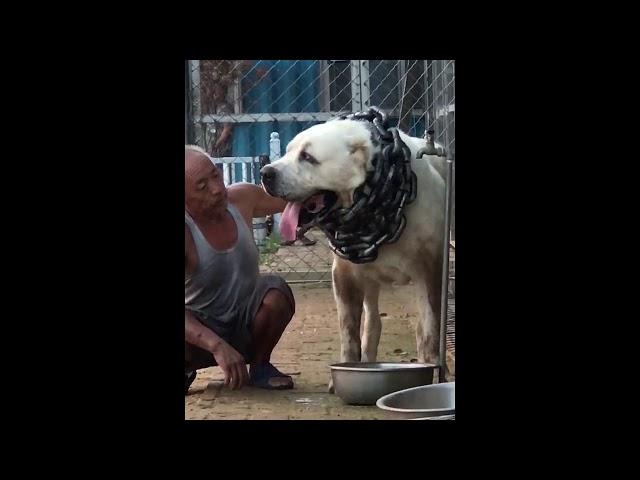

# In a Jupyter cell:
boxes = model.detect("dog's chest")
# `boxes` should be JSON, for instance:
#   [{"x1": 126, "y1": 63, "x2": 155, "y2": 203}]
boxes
[{"x1": 358, "y1": 254, "x2": 413, "y2": 285}]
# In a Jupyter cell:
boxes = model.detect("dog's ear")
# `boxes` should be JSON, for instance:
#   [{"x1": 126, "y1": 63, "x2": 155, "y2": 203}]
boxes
[
  {"x1": 346, "y1": 139, "x2": 370, "y2": 170},
  {"x1": 347, "y1": 139, "x2": 367, "y2": 155}
]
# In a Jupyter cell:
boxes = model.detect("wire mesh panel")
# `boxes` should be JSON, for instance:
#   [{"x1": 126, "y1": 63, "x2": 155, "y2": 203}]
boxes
[{"x1": 185, "y1": 60, "x2": 455, "y2": 284}]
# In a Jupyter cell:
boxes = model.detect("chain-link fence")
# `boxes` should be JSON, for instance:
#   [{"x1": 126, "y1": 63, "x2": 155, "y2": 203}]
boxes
[{"x1": 185, "y1": 60, "x2": 454, "y2": 288}]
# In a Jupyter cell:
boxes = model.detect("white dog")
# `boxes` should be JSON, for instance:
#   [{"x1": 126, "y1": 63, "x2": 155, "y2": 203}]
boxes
[{"x1": 261, "y1": 113, "x2": 448, "y2": 389}]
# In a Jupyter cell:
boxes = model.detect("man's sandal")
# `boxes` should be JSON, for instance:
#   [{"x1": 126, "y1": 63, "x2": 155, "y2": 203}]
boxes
[
  {"x1": 185, "y1": 370, "x2": 197, "y2": 394},
  {"x1": 249, "y1": 363, "x2": 294, "y2": 390}
]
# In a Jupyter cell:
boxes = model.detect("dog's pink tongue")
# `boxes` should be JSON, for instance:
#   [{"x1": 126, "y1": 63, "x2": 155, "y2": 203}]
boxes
[{"x1": 280, "y1": 202, "x2": 302, "y2": 242}]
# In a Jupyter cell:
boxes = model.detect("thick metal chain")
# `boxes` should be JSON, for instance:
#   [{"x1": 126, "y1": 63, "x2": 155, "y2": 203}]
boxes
[{"x1": 311, "y1": 107, "x2": 418, "y2": 264}]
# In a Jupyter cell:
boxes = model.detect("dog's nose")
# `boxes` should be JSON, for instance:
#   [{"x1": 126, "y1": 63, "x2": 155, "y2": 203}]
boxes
[
  {"x1": 260, "y1": 165, "x2": 277, "y2": 192},
  {"x1": 260, "y1": 165, "x2": 275, "y2": 180}
]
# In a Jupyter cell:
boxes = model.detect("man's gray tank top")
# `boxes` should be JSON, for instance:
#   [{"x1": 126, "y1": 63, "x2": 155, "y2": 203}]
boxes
[{"x1": 185, "y1": 204, "x2": 259, "y2": 324}]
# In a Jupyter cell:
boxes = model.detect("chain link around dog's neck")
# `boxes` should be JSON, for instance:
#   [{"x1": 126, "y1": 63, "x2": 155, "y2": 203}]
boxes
[{"x1": 309, "y1": 107, "x2": 418, "y2": 264}]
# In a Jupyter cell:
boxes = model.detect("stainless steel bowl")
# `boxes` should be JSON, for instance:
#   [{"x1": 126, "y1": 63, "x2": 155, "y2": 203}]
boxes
[
  {"x1": 376, "y1": 382, "x2": 455, "y2": 419},
  {"x1": 410, "y1": 415, "x2": 455, "y2": 420},
  {"x1": 329, "y1": 362, "x2": 436, "y2": 405}
]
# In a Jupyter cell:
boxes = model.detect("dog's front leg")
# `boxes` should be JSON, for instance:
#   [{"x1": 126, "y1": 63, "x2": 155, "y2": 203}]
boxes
[
  {"x1": 415, "y1": 267, "x2": 442, "y2": 366},
  {"x1": 361, "y1": 282, "x2": 381, "y2": 363},
  {"x1": 338, "y1": 299, "x2": 363, "y2": 363},
  {"x1": 329, "y1": 264, "x2": 364, "y2": 393}
]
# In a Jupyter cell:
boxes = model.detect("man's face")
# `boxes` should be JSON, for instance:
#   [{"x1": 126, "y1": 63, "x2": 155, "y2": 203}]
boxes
[{"x1": 185, "y1": 151, "x2": 227, "y2": 216}]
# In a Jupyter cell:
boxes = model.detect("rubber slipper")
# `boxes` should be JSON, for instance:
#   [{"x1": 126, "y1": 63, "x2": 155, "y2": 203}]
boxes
[
  {"x1": 249, "y1": 363, "x2": 294, "y2": 390},
  {"x1": 185, "y1": 370, "x2": 197, "y2": 394}
]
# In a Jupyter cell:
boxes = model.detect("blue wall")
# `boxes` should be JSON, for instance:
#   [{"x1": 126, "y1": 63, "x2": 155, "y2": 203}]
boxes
[{"x1": 233, "y1": 60, "x2": 322, "y2": 161}]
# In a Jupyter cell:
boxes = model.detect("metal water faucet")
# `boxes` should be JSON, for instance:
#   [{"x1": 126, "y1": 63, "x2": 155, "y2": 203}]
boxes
[{"x1": 416, "y1": 129, "x2": 446, "y2": 158}]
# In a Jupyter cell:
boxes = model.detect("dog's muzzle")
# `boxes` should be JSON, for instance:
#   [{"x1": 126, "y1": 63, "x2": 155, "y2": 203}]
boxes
[{"x1": 260, "y1": 165, "x2": 277, "y2": 196}]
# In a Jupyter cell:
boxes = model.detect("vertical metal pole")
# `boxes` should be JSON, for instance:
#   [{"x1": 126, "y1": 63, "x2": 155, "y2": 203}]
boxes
[
  {"x1": 232, "y1": 71, "x2": 241, "y2": 115},
  {"x1": 397, "y1": 60, "x2": 411, "y2": 133},
  {"x1": 424, "y1": 60, "x2": 430, "y2": 134},
  {"x1": 185, "y1": 61, "x2": 189, "y2": 144},
  {"x1": 185, "y1": 60, "x2": 198, "y2": 145},
  {"x1": 319, "y1": 60, "x2": 331, "y2": 112},
  {"x1": 438, "y1": 156, "x2": 453, "y2": 383},
  {"x1": 350, "y1": 60, "x2": 362, "y2": 111},
  {"x1": 268, "y1": 133, "x2": 282, "y2": 229},
  {"x1": 188, "y1": 60, "x2": 202, "y2": 146},
  {"x1": 360, "y1": 60, "x2": 370, "y2": 109},
  {"x1": 438, "y1": 59, "x2": 454, "y2": 384}
]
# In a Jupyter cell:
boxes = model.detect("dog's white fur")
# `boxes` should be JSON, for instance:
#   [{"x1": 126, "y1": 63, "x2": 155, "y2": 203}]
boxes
[{"x1": 268, "y1": 119, "x2": 447, "y2": 389}]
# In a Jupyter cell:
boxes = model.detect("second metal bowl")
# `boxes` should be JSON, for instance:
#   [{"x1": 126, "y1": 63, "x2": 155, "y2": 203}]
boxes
[{"x1": 376, "y1": 382, "x2": 455, "y2": 419}]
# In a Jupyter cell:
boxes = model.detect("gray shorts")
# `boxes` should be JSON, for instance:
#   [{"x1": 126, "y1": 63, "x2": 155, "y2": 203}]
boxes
[{"x1": 185, "y1": 274, "x2": 294, "y2": 371}]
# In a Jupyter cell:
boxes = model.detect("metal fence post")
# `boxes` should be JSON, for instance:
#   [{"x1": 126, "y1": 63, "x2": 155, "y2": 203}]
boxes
[
  {"x1": 266, "y1": 133, "x2": 283, "y2": 230},
  {"x1": 269, "y1": 132, "x2": 281, "y2": 161},
  {"x1": 187, "y1": 60, "x2": 202, "y2": 146},
  {"x1": 436, "y1": 59, "x2": 454, "y2": 382},
  {"x1": 185, "y1": 61, "x2": 195, "y2": 144}
]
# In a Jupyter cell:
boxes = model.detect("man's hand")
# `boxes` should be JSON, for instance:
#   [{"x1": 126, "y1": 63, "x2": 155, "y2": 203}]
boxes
[
  {"x1": 185, "y1": 310, "x2": 249, "y2": 390},
  {"x1": 211, "y1": 340, "x2": 249, "y2": 390}
]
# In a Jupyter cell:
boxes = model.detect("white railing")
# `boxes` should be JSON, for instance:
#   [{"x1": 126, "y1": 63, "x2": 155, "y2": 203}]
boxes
[{"x1": 212, "y1": 132, "x2": 282, "y2": 186}]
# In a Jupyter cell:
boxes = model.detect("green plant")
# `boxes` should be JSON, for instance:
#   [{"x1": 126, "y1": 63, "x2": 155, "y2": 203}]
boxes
[{"x1": 259, "y1": 231, "x2": 281, "y2": 265}]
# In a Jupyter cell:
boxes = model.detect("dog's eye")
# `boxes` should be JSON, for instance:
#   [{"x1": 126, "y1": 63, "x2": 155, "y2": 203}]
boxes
[{"x1": 299, "y1": 151, "x2": 319, "y2": 165}]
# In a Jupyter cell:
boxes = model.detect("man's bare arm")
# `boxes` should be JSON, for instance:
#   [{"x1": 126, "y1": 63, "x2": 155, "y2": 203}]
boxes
[
  {"x1": 185, "y1": 310, "x2": 222, "y2": 352},
  {"x1": 228, "y1": 183, "x2": 287, "y2": 218}
]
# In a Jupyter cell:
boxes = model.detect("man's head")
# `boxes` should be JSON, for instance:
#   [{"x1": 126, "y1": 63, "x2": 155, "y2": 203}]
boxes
[{"x1": 185, "y1": 145, "x2": 227, "y2": 217}]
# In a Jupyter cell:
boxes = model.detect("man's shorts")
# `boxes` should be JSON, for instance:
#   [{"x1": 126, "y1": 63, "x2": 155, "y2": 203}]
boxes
[{"x1": 185, "y1": 274, "x2": 294, "y2": 372}]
